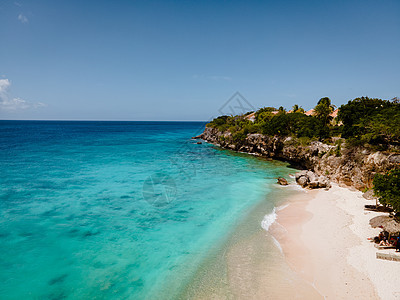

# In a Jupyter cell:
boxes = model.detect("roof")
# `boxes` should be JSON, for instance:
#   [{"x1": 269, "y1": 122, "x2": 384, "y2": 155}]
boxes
[
  {"x1": 304, "y1": 108, "x2": 339, "y2": 118},
  {"x1": 305, "y1": 109, "x2": 315, "y2": 116},
  {"x1": 244, "y1": 112, "x2": 255, "y2": 119},
  {"x1": 330, "y1": 108, "x2": 339, "y2": 118},
  {"x1": 243, "y1": 107, "x2": 339, "y2": 120},
  {"x1": 244, "y1": 112, "x2": 256, "y2": 122}
]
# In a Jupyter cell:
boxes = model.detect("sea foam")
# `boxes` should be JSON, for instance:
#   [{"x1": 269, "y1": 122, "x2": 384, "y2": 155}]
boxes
[
  {"x1": 261, "y1": 207, "x2": 277, "y2": 232},
  {"x1": 271, "y1": 235, "x2": 283, "y2": 253}
]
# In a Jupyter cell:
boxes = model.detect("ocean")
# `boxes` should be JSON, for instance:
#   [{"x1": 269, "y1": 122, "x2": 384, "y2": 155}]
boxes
[{"x1": 0, "y1": 121, "x2": 296, "y2": 299}]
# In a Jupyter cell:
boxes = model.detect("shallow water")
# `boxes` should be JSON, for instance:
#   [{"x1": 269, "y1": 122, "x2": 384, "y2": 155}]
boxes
[{"x1": 0, "y1": 121, "x2": 295, "y2": 299}]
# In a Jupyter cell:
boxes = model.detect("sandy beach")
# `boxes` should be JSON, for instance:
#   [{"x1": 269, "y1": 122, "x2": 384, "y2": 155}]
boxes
[
  {"x1": 180, "y1": 182, "x2": 400, "y2": 300},
  {"x1": 271, "y1": 184, "x2": 400, "y2": 299}
]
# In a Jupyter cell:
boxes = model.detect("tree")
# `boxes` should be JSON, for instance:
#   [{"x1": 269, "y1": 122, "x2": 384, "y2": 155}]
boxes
[
  {"x1": 337, "y1": 97, "x2": 400, "y2": 145},
  {"x1": 314, "y1": 97, "x2": 335, "y2": 125},
  {"x1": 277, "y1": 106, "x2": 287, "y2": 115},
  {"x1": 313, "y1": 97, "x2": 335, "y2": 139},
  {"x1": 255, "y1": 107, "x2": 276, "y2": 123},
  {"x1": 292, "y1": 104, "x2": 305, "y2": 113},
  {"x1": 373, "y1": 169, "x2": 400, "y2": 213}
]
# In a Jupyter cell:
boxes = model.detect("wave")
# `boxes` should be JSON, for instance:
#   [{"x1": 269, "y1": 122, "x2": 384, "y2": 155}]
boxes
[
  {"x1": 287, "y1": 183, "x2": 307, "y2": 192},
  {"x1": 277, "y1": 203, "x2": 288, "y2": 211},
  {"x1": 270, "y1": 235, "x2": 283, "y2": 254},
  {"x1": 261, "y1": 203, "x2": 289, "y2": 232},
  {"x1": 261, "y1": 207, "x2": 277, "y2": 232}
]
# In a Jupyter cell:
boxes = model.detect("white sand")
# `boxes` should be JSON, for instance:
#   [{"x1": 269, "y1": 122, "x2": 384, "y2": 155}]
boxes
[
  {"x1": 334, "y1": 186, "x2": 400, "y2": 300},
  {"x1": 272, "y1": 184, "x2": 400, "y2": 299}
]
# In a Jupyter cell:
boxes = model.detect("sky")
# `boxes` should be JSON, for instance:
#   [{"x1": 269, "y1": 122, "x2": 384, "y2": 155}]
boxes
[{"x1": 0, "y1": 0, "x2": 399, "y2": 121}]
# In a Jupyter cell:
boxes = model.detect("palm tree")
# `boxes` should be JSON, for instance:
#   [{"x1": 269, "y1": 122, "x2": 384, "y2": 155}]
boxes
[
  {"x1": 314, "y1": 97, "x2": 335, "y2": 125},
  {"x1": 292, "y1": 104, "x2": 305, "y2": 113}
]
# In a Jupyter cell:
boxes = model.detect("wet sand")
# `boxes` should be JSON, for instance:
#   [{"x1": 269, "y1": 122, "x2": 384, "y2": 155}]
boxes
[
  {"x1": 271, "y1": 184, "x2": 400, "y2": 299},
  {"x1": 180, "y1": 186, "x2": 320, "y2": 299},
  {"x1": 181, "y1": 184, "x2": 400, "y2": 299}
]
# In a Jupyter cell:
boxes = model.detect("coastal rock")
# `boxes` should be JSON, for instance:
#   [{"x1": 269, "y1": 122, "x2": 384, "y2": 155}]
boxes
[
  {"x1": 362, "y1": 189, "x2": 377, "y2": 200},
  {"x1": 277, "y1": 177, "x2": 288, "y2": 185},
  {"x1": 308, "y1": 181, "x2": 320, "y2": 189},
  {"x1": 295, "y1": 171, "x2": 330, "y2": 189},
  {"x1": 388, "y1": 154, "x2": 400, "y2": 164},
  {"x1": 306, "y1": 170, "x2": 317, "y2": 182},
  {"x1": 297, "y1": 176, "x2": 308, "y2": 187},
  {"x1": 295, "y1": 170, "x2": 308, "y2": 180},
  {"x1": 199, "y1": 127, "x2": 399, "y2": 191}
]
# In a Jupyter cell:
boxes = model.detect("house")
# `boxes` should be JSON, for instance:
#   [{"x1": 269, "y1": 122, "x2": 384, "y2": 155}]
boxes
[
  {"x1": 244, "y1": 112, "x2": 256, "y2": 122},
  {"x1": 305, "y1": 109, "x2": 315, "y2": 116},
  {"x1": 330, "y1": 108, "x2": 339, "y2": 118},
  {"x1": 244, "y1": 108, "x2": 340, "y2": 123}
]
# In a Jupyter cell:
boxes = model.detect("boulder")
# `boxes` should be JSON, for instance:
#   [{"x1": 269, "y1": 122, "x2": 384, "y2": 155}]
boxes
[
  {"x1": 306, "y1": 170, "x2": 317, "y2": 182},
  {"x1": 277, "y1": 177, "x2": 288, "y2": 185},
  {"x1": 295, "y1": 170, "x2": 331, "y2": 189},
  {"x1": 362, "y1": 189, "x2": 376, "y2": 200},
  {"x1": 295, "y1": 170, "x2": 308, "y2": 181},
  {"x1": 319, "y1": 177, "x2": 331, "y2": 189},
  {"x1": 297, "y1": 176, "x2": 309, "y2": 187},
  {"x1": 308, "y1": 181, "x2": 319, "y2": 189},
  {"x1": 388, "y1": 154, "x2": 400, "y2": 164},
  {"x1": 199, "y1": 127, "x2": 398, "y2": 191}
]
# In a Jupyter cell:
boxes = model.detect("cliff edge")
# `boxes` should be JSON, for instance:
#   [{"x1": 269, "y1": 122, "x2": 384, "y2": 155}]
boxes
[{"x1": 198, "y1": 127, "x2": 400, "y2": 190}]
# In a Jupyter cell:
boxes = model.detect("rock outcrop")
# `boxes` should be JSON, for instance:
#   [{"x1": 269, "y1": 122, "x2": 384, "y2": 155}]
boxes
[
  {"x1": 362, "y1": 190, "x2": 376, "y2": 200},
  {"x1": 277, "y1": 177, "x2": 288, "y2": 186},
  {"x1": 295, "y1": 170, "x2": 330, "y2": 189},
  {"x1": 199, "y1": 127, "x2": 399, "y2": 191}
]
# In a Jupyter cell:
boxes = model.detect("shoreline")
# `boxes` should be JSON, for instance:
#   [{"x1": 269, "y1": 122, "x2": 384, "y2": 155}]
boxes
[
  {"x1": 179, "y1": 182, "x2": 324, "y2": 299},
  {"x1": 178, "y1": 165, "x2": 400, "y2": 299},
  {"x1": 199, "y1": 128, "x2": 399, "y2": 191},
  {"x1": 270, "y1": 184, "x2": 400, "y2": 299}
]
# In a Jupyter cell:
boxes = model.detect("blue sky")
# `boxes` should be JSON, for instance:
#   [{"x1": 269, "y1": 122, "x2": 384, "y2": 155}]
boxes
[{"x1": 0, "y1": 0, "x2": 399, "y2": 120}]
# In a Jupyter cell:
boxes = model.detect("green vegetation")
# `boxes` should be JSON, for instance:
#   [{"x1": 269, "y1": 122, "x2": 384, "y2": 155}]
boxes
[
  {"x1": 334, "y1": 139, "x2": 342, "y2": 157},
  {"x1": 207, "y1": 96, "x2": 400, "y2": 147},
  {"x1": 260, "y1": 112, "x2": 322, "y2": 138},
  {"x1": 314, "y1": 97, "x2": 335, "y2": 125},
  {"x1": 292, "y1": 104, "x2": 305, "y2": 113},
  {"x1": 337, "y1": 97, "x2": 400, "y2": 147},
  {"x1": 254, "y1": 106, "x2": 276, "y2": 123},
  {"x1": 373, "y1": 169, "x2": 400, "y2": 213},
  {"x1": 206, "y1": 96, "x2": 399, "y2": 199}
]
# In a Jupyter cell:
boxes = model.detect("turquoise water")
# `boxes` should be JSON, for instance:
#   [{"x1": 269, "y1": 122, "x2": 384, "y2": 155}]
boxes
[{"x1": 0, "y1": 121, "x2": 293, "y2": 299}]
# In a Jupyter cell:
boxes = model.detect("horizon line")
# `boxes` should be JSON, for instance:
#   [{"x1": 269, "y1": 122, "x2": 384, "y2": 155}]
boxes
[{"x1": 0, "y1": 119, "x2": 209, "y2": 122}]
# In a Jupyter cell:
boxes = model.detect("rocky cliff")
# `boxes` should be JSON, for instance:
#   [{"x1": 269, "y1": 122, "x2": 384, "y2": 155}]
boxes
[{"x1": 198, "y1": 127, "x2": 400, "y2": 190}]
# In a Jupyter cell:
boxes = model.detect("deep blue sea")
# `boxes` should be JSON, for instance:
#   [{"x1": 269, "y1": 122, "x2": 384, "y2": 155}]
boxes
[{"x1": 0, "y1": 121, "x2": 294, "y2": 299}]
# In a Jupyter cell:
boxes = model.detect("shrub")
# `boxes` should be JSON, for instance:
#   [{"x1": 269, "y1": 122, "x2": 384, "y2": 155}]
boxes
[
  {"x1": 338, "y1": 97, "x2": 400, "y2": 145},
  {"x1": 232, "y1": 131, "x2": 247, "y2": 143},
  {"x1": 373, "y1": 169, "x2": 400, "y2": 212},
  {"x1": 335, "y1": 140, "x2": 342, "y2": 157},
  {"x1": 206, "y1": 96, "x2": 399, "y2": 147}
]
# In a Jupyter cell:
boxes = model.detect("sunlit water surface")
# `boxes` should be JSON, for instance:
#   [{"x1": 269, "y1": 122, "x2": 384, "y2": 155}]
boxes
[{"x1": 0, "y1": 121, "x2": 294, "y2": 299}]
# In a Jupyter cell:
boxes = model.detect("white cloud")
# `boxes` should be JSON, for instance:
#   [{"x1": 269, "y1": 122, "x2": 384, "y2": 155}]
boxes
[
  {"x1": 0, "y1": 78, "x2": 46, "y2": 112},
  {"x1": 18, "y1": 13, "x2": 28, "y2": 23},
  {"x1": 2, "y1": 97, "x2": 30, "y2": 110},
  {"x1": 0, "y1": 79, "x2": 10, "y2": 91}
]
